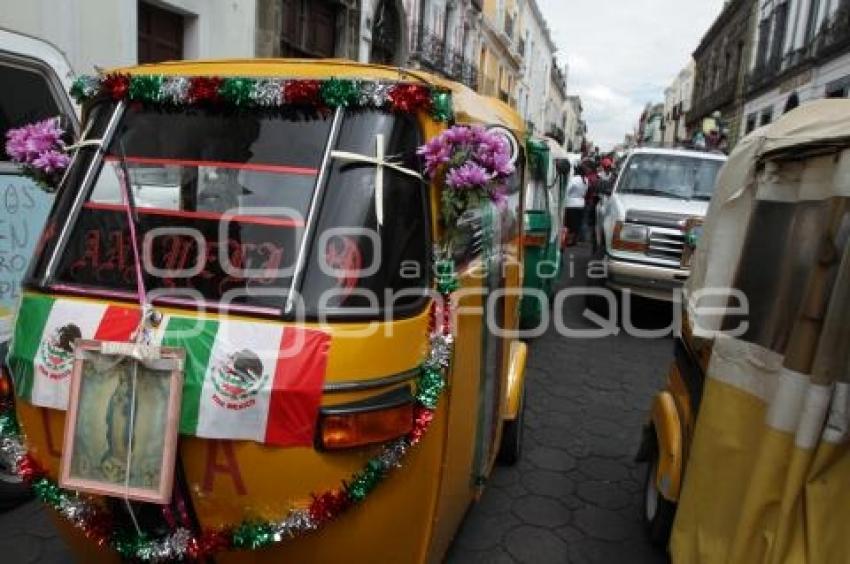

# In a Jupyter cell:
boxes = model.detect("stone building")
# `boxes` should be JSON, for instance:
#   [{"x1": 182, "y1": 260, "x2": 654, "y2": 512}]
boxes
[
  {"x1": 563, "y1": 95, "x2": 585, "y2": 153},
  {"x1": 742, "y1": 0, "x2": 850, "y2": 136},
  {"x1": 662, "y1": 60, "x2": 695, "y2": 145},
  {"x1": 687, "y1": 0, "x2": 757, "y2": 148},
  {"x1": 544, "y1": 61, "x2": 569, "y2": 143},
  {"x1": 400, "y1": 0, "x2": 484, "y2": 91}
]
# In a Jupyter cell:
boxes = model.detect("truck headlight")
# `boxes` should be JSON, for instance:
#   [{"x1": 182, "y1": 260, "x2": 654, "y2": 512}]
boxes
[{"x1": 612, "y1": 222, "x2": 649, "y2": 252}]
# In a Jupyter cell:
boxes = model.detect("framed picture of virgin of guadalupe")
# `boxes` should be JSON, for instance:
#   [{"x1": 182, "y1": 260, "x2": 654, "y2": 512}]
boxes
[{"x1": 59, "y1": 340, "x2": 184, "y2": 504}]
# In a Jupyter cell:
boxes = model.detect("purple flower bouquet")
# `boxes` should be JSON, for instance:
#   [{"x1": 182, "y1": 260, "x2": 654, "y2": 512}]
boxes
[
  {"x1": 418, "y1": 125, "x2": 515, "y2": 229},
  {"x1": 5, "y1": 117, "x2": 70, "y2": 192}
]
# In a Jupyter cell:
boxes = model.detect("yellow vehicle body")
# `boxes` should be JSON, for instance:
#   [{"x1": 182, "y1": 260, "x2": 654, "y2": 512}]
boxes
[
  {"x1": 639, "y1": 99, "x2": 850, "y2": 562},
  {"x1": 11, "y1": 59, "x2": 529, "y2": 563}
]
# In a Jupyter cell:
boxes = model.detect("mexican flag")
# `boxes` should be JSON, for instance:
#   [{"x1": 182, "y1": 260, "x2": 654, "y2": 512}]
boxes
[
  {"x1": 155, "y1": 315, "x2": 330, "y2": 446},
  {"x1": 10, "y1": 296, "x2": 141, "y2": 410},
  {"x1": 9, "y1": 295, "x2": 331, "y2": 447}
]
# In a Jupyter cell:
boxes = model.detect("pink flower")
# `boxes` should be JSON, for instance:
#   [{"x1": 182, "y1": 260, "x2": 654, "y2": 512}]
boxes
[
  {"x1": 32, "y1": 149, "x2": 70, "y2": 173},
  {"x1": 446, "y1": 162, "x2": 492, "y2": 189},
  {"x1": 4, "y1": 117, "x2": 65, "y2": 164}
]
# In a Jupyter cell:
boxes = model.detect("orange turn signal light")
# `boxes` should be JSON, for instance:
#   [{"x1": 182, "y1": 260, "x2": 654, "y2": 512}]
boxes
[
  {"x1": 523, "y1": 233, "x2": 547, "y2": 248},
  {"x1": 320, "y1": 401, "x2": 414, "y2": 450},
  {"x1": 0, "y1": 365, "x2": 12, "y2": 400},
  {"x1": 612, "y1": 221, "x2": 649, "y2": 253}
]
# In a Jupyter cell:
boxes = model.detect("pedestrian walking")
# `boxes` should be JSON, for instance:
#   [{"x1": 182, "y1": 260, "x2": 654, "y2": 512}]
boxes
[{"x1": 565, "y1": 163, "x2": 588, "y2": 246}]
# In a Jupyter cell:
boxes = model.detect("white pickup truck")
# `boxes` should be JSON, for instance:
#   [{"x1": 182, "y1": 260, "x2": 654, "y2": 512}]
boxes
[{"x1": 592, "y1": 147, "x2": 727, "y2": 302}]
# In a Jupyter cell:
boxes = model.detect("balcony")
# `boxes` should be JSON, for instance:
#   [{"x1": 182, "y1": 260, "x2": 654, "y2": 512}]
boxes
[
  {"x1": 413, "y1": 27, "x2": 446, "y2": 70},
  {"x1": 410, "y1": 26, "x2": 479, "y2": 90},
  {"x1": 687, "y1": 77, "x2": 737, "y2": 123},
  {"x1": 814, "y1": 5, "x2": 850, "y2": 60},
  {"x1": 745, "y1": 6, "x2": 850, "y2": 96}
]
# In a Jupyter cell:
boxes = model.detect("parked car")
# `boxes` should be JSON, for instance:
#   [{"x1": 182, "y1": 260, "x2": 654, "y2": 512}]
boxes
[
  {"x1": 0, "y1": 27, "x2": 78, "y2": 511},
  {"x1": 591, "y1": 147, "x2": 727, "y2": 304}
]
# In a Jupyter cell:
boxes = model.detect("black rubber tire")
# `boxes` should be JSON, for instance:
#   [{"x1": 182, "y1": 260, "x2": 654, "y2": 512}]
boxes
[
  {"x1": 0, "y1": 474, "x2": 32, "y2": 513},
  {"x1": 642, "y1": 440, "x2": 677, "y2": 547},
  {"x1": 497, "y1": 387, "x2": 525, "y2": 466}
]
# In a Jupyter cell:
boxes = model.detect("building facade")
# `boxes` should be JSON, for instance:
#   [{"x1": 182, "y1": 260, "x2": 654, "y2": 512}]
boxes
[
  {"x1": 688, "y1": 0, "x2": 757, "y2": 148},
  {"x1": 563, "y1": 95, "x2": 585, "y2": 152},
  {"x1": 397, "y1": 0, "x2": 483, "y2": 91},
  {"x1": 662, "y1": 60, "x2": 695, "y2": 145},
  {"x1": 638, "y1": 102, "x2": 665, "y2": 145},
  {"x1": 475, "y1": 0, "x2": 522, "y2": 105},
  {"x1": 544, "y1": 62, "x2": 568, "y2": 143},
  {"x1": 741, "y1": 0, "x2": 850, "y2": 135},
  {"x1": 0, "y1": 0, "x2": 257, "y2": 75},
  {"x1": 515, "y1": 0, "x2": 557, "y2": 134}
]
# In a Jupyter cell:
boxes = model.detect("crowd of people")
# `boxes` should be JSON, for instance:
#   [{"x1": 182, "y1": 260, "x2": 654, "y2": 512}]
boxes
[{"x1": 564, "y1": 154, "x2": 617, "y2": 247}]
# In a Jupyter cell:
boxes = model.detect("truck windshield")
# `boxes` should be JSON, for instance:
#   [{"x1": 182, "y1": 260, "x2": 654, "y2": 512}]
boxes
[
  {"x1": 30, "y1": 102, "x2": 429, "y2": 318},
  {"x1": 617, "y1": 153, "x2": 723, "y2": 201}
]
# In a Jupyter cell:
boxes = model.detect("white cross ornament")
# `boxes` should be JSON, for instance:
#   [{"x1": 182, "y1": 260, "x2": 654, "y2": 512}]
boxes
[{"x1": 330, "y1": 134, "x2": 422, "y2": 227}]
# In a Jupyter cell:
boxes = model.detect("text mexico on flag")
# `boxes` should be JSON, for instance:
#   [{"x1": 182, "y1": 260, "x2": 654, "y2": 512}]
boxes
[{"x1": 9, "y1": 295, "x2": 331, "y2": 447}]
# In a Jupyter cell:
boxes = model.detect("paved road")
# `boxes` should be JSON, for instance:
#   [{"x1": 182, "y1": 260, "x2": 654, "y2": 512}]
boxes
[
  {"x1": 446, "y1": 247, "x2": 672, "y2": 563},
  {"x1": 0, "y1": 247, "x2": 672, "y2": 564}
]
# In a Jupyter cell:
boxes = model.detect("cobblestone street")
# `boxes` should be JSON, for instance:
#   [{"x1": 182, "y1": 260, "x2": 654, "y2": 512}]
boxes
[{"x1": 446, "y1": 248, "x2": 672, "y2": 564}]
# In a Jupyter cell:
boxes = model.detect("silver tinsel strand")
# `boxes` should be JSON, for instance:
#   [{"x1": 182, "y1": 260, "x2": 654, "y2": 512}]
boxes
[
  {"x1": 425, "y1": 333, "x2": 454, "y2": 370},
  {"x1": 272, "y1": 508, "x2": 317, "y2": 541},
  {"x1": 77, "y1": 76, "x2": 100, "y2": 98},
  {"x1": 57, "y1": 495, "x2": 91, "y2": 524},
  {"x1": 377, "y1": 439, "x2": 409, "y2": 472},
  {"x1": 135, "y1": 527, "x2": 193, "y2": 562},
  {"x1": 0, "y1": 436, "x2": 26, "y2": 471},
  {"x1": 160, "y1": 77, "x2": 190, "y2": 104},
  {"x1": 358, "y1": 82, "x2": 391, "y2": 108},
  {"x1": 254, "y1": 79, "x2": 283, "y2": 107}
]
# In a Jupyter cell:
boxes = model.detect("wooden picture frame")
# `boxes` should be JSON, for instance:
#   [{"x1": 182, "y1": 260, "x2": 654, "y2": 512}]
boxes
[{"x1": 59, "y1": 339, "x2": 184, "y2": 504}]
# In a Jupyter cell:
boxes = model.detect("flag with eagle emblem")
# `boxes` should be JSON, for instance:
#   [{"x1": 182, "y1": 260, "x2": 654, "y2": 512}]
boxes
[{"x1": 9, "y1": 295, "x2": 331, "y2": 447}]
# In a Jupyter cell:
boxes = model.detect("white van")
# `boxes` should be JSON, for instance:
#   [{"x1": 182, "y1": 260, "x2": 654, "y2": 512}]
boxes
[{"x1": 0, "y1": 27, "x2": 77, "y2": 509}]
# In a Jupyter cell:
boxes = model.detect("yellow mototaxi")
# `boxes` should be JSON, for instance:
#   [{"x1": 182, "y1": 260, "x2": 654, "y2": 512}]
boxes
[
  {"x1": 1, "y1": 60, "x2": 529, "y2": 562},
  {"x1": 637, "y1": 99, "x2": 850, "y2": 562}
]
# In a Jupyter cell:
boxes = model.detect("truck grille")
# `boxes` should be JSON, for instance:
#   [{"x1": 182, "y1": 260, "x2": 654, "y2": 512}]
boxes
[{"x1": 646, "y1": 228, "x2": 685, "y2": 264}]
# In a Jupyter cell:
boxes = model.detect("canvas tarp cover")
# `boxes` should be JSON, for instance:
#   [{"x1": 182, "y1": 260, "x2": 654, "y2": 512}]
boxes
[{"x1": 672, "y1": 99, "x2": 850, "y2": 563}]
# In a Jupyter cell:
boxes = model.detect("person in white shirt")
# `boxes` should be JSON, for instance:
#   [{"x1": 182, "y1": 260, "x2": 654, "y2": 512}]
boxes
[{"x1": 565, "y1": 164, "x2": 588, "y2": 245}]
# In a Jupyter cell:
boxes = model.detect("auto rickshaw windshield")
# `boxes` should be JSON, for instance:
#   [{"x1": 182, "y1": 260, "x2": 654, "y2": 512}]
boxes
[{"x1": 27, "y1": 102, "x2": 430, "y2": 318}]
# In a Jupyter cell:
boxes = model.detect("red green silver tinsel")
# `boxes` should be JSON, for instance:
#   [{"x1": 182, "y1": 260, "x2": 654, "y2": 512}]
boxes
[
  {"x1": 69, "y1": 74, "x2": 453, "y2": 122},
  {"x1": 0, "y1": 254, "x2": 458, "y2": 561}
]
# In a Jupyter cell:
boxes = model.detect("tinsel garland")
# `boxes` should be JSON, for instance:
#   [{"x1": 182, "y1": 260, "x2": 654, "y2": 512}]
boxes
[
  {"x1": 69, "y1": 74, "x2": 454, "y2": 122},
  {"x1": 0, "y1": 255, "x2": 458, "y2": 561}
]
